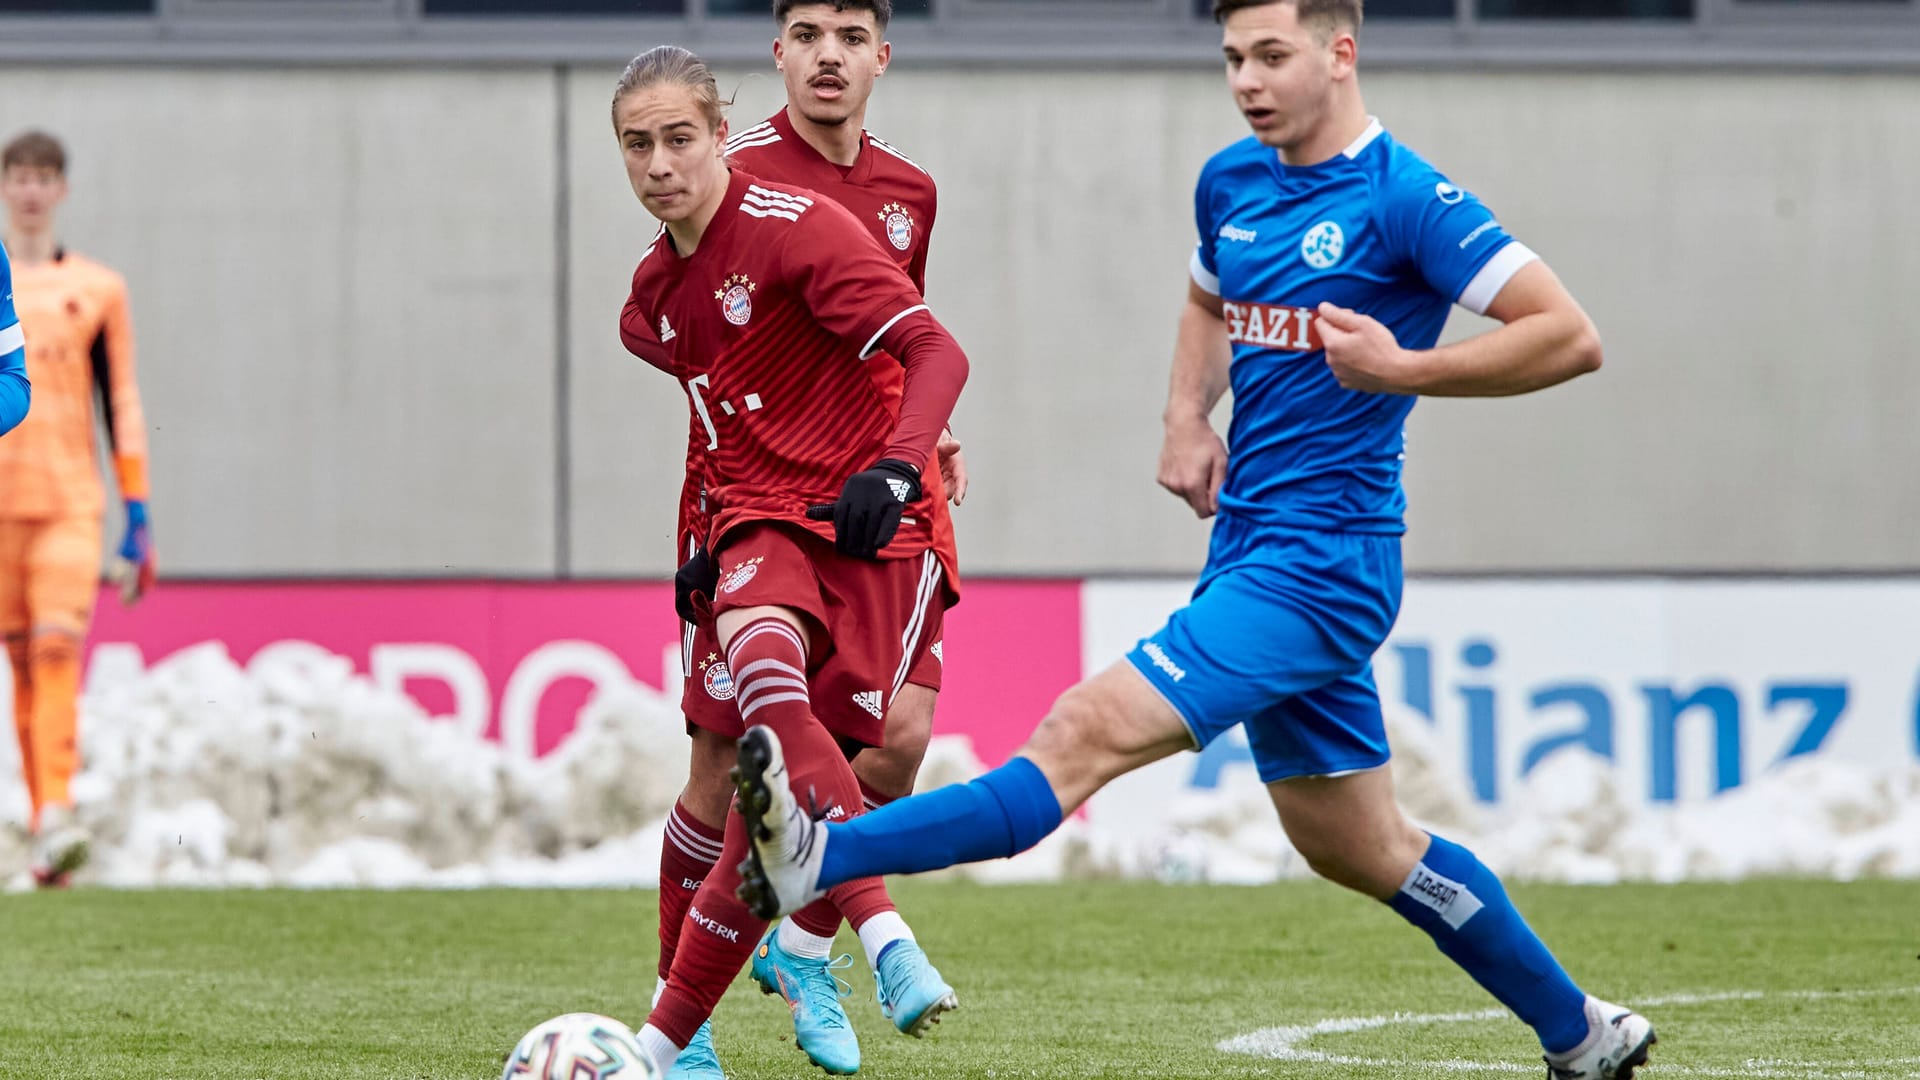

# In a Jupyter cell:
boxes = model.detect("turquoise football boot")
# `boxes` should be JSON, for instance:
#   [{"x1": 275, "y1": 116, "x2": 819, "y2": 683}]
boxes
[
  {"x1": 666, "y1": 1020, "x2": 725, "y2": 1080},
  {"x1": 749, "y1": 927, "x2": 860, "y2": 1074},
  {"x1": 873, "y1": 940, "x2": 958, "y2": 1037}
]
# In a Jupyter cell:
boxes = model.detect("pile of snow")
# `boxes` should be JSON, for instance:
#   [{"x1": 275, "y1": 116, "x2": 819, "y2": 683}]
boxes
[
  {"x1": 0, "y1": 642, "x2": 688, "y2": 889},
  {"x1": 2, "y1": 645, "x2": 1916, "y2": 888},
  {"x1": 1085, "y1": 711, "x2": 1920, "y2": 886},
  {"x1": 864, "y1": 705, "x2": 1920, "y2": 887},
  {"x1": 1474, "y1": 748, "x2": 1920, "y2": 884}
]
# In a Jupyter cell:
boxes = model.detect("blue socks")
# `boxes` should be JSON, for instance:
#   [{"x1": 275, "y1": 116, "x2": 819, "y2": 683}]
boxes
[
  {"x1": 814, "y1": 776, "x2": 1588, "y2": 1051},
  {"x1": 1388, "y1": 833, "x2": 1591, "y2": 1054},
  {"x1": 818, "y1": 756, "x2": 1063, "y2": 889}
]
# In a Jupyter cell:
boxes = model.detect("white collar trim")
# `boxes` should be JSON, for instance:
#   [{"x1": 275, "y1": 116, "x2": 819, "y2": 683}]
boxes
[{"x1": 1342, "y1": 116, "x2": 1385, "y2": 159}]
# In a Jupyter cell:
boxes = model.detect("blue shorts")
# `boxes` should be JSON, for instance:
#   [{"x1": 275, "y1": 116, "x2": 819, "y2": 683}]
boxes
[{"x1": 1126, "y1": 517, "x2": 1402, "y2": 784}]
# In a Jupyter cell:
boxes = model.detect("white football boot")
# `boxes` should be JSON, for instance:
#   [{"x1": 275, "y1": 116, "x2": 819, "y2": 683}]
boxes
[
  {"x1": 732, "y1": 725, "x2": 828, "y2": 920},
  {"x1": 1544, "y1": 996, "x2": 1657, "y2": 1079}
]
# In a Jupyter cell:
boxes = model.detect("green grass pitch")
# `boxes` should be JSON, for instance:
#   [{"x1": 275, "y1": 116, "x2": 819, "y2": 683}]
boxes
[{"x1": 2, "y1": 879, "x2": 1916, "y2": 1078}]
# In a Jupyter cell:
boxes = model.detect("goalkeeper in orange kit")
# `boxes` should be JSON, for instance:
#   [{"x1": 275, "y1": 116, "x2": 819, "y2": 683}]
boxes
[{"x1": 0, "y1": 130, "x2": 155, "y2": 887}]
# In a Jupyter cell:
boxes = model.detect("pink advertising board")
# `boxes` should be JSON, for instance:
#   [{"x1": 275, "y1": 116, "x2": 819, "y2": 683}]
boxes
[{"x1": 86, "y1": 579, "x2": 1082, "y2": 763}]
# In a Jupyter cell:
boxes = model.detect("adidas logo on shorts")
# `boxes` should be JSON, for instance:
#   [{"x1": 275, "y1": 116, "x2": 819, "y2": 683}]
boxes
[{"x1": 852, "y1": 690, "x2": 884, "y2": 719}]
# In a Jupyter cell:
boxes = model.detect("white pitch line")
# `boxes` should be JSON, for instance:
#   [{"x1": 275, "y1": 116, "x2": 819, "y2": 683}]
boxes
[{"x1": 1218, "y1": 985, "x2": 1920, "y2": 1078}]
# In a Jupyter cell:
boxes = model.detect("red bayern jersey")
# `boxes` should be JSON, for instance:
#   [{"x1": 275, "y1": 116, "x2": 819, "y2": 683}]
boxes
[
  {"x1": 636, "y1": 115, "x2": 956, "y2": 592},
  {"x1": 626, "y1": 168, "x2": 947, "y2": 562},
  {"x1": 721, "y1": 111, "x2": 958, "y2": 594},
  {"x1": 615, "y1": 280, "x2": 711, "y2": 561},
  {"x1": 724, "y1": 108, "x2": 936, "y2": 294}
]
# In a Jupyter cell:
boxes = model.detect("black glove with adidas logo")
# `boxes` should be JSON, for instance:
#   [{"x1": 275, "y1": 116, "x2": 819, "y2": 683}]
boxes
[{"x1": 807, "y1": 458, "x2": 922, "y2": 560}]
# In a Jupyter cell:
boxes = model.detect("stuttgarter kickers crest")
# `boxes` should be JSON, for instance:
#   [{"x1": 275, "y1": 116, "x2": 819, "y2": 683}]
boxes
[
  {"x1": 878, "y1": 202, "x2": 914, "y2": 251},
  {"x1": 720, "y1": 555, "x2": 764, "y2": 594},
  {"x1": 716, "y1": 273, "x2": 756, "y2": 326},
  {"x1": 1300, "y1": 220, "x2": 1345, "y2": 270}
]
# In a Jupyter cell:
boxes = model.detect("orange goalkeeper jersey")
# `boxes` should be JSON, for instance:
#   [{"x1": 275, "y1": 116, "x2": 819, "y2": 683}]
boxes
[{"x1": 0, "y1": 249, "x2": 148, "y2": 520}]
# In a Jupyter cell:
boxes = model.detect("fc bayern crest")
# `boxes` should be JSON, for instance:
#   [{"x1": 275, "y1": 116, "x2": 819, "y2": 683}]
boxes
[
  {"x1": 878, "y1": 202, "x2": 914, "y2": 251},
  {"x1": 703, "y1": 660, "x2": 735, "y2": 701},
  {"x1": 715, "y1": 273, "x2": 756, "y2": 326},
  {"x1": 720, "y1": 555, "x2": 764, "y2": 594}
]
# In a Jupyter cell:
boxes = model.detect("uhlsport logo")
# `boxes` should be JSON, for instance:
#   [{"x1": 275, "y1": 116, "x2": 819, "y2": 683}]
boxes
[
  {"x1": 720, "y1": 556, "x2": 764, "y2": 594},
  {"x1": 1141, "y1": 640, "x2": 1187, "y2": 682},
  {"x1": 1218, "y1": 223, "x2": 1259, "y2": 244},
  {"x1": 1457, "y1": 220, "x2": 1499, "y2": 251},
  {"x1": 1434, "y1": 181, "x2": 1466, "y2": 205},
  {"x1": 1402, "y1": 865, "x2": 1484, "y2": 929},
  {"x1": 716, "y1": 272, "x2": 756, "y2": 326},
  {"x1": 700, "y1": 654, "x2": 735, "y2": 701},
  {"x1": 1407, "y1": 867, "x2": 1459, "y2": 909},
  {"x1": 878, "y1": 202, "x2": 914, "y2": 251},
  {"x1": 1300, "y1": 220, "x2": 1345, "y2": 269}
]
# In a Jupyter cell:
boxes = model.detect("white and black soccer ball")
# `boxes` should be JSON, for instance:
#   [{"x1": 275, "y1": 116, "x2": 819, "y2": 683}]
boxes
[{"x1": 502, "y1": 1013, "x2": 659, "y2": 1080}]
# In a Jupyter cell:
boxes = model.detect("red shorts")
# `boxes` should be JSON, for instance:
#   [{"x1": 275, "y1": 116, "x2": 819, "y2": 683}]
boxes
[{"x1": 679, "y1": 522, "x2": 945, "y2": 747}]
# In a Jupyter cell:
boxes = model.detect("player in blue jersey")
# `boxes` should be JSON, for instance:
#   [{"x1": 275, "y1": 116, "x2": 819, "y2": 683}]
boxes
[
  {"x1": 0, "y1": 240, "x2": 27, "y2": 435},
  {"x1": 733, "y1": 0, "x2": 1656, "y2": 1077}
]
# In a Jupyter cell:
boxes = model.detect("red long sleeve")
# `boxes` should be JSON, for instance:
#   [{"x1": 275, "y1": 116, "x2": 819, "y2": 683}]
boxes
[
  {"x1": 621, "y1": 290, "x2": 673, "y2": 374},
  {"x1": 875, "y1": 308, "x2": 968, "y2": 469}
]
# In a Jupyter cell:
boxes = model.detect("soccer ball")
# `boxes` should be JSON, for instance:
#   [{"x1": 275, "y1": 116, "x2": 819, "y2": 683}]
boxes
[{"x1": 502, "y1": 1013, "x2": 659, "y2": 1080}]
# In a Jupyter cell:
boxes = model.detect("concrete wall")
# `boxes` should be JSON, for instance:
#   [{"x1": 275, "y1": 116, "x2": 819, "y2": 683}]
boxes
[
  {"x1": 2, "y1": 67, "x2": 560, "y2": 575},
  {"x1": 6, "y1": 64, "x2": 1915, "y2": 576}
]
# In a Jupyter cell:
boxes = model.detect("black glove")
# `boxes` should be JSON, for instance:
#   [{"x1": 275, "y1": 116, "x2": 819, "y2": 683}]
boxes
[
  {"x1": 806, "y1": 458, "x2": 923, "y2": 560},
  {"x1": 674, "y1": 546, "x2": 718, "y2": 624}
]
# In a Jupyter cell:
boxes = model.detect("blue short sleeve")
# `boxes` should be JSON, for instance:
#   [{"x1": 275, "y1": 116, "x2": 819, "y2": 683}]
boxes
[
  {"x1": 0, "y1": 241, "x2": 28, "y2": 436},
  {"x1": 1190, "y1": 163, "x2": 1222, "y2": 296},
  {"x1": 1384, "y1": 170, "x2": 1536, "y2": 316}
]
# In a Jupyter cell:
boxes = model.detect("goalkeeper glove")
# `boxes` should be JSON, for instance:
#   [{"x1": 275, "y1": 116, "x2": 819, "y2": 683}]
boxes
[
  {"x1": 111, "y1": 498, "x2": 156, "y2": 605},
  {"x1": 674, "y1": 546, "x2": 718, "y2": 625},
  {"x1": 807, "y1": 458, "x2": 922, "y2": 560}
]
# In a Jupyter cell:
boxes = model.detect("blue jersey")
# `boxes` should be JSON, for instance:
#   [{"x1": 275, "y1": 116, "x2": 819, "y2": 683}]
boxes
[
  {"x1": 1191, "y1": 119, "x2": 1535, "y2": 534},
  {"x1": 0, "y1": 240, "x2": 27, "y2": 437}
]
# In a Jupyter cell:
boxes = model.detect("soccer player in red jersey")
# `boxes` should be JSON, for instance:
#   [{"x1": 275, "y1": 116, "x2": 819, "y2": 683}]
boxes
[
  {"x1": 609, "y1": 45, "x2": 968, "y2": 1077},
  {"x1": 629, "y1": 4, "x2": 964, "y2": 1073},
  {"x1": 624, "y1": 3, "x2": 965, "y2": 1074}
]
